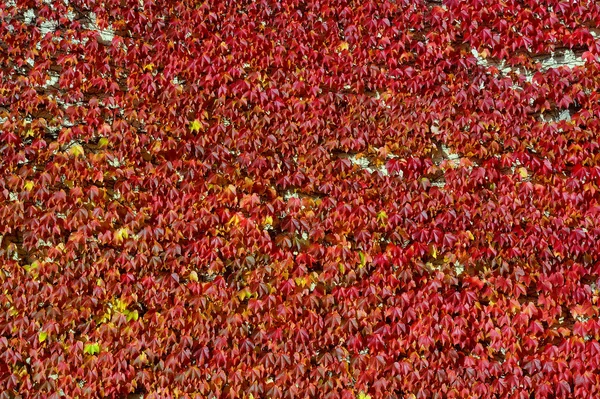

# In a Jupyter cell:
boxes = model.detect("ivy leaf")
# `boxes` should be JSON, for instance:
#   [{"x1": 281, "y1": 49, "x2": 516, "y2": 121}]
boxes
[
  {"x1": 125, "y1": 309, "x2": 139, "y2": 322},
  {"x1": 337, "y1": 41, "x2": 349, "y2": 52},
  {"x1": 67, "y1": 144, "x2": 85, "y2": 157},
  {"x1": 84, "y1": 343, "x2": 100, "y2": 355},
  {"x1": 189, "y1": 119, "x2": 202, "y2": 132},
  {"x1": 358, "y1": 252, "x2": 367, "y2": 268},
  {"x1": 114, "y1": 228, "x2": 129, "y2": 243}
]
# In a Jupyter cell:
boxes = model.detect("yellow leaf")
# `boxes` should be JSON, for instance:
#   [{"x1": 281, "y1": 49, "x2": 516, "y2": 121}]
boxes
[
  {"x1": 466, "y1": 231, "x2": 474, "y2": 240},
  {"x1": 68, "y1": 144, "x2": 85, "y2": 157},
  {"x1": 337, "y1": 41, "x2": 349, "y2": 51},
  {"x1": 25, "y1": 129, "x2": 35, "y2": 137},
  {"x1": 517, "y1": 167, "x2": 528, "y2": 178},
  {"x1": 237, "y1": 289, "x2": 252, "y2": 301},
  {"x1": 228, "y1": 214, "x2": 240, "y2": 226},
  {"x1": 189, "y1": 119, "x2": 202, "y2": 132},
  {"x1": 136, "y1": 352, "x2": 148, "y2": 364},
  {"x1": 39, "y1": 331, "x2": 48, "y2": 343},
  {"x1": 263, "y1": 215, "x2": 273, "y2": 226},
  {"x1": 98, "y1": 137, "x2": 109, "y2": 147},
  {"x1": 189, "y1": 270, "x2": 199, "y2": 282},
  {"x1": 99, "y1": 312, "x2": 111, "y2": 324},
  {"x1": 358, "y1": 392, "x2": 371, "y2": 399},
  {"x1": 114, "y1": 228, "x2": 129, "y2": 243},
  {"x1": 24, "y1": 181, "x2": 34, "y2": 191},
  {"x1": 295, "y1": 277, "x2": 307, "y2": 287},
  {"x1": 126, "y1": 309, "x2": 139, "y2": 322},
  {"x1": 114, "y1": 298, "x2": 127, "y2": 312},
  {"x1": 432, "y1": 246, "x2": 438, "y2": 259},
  {"x1": 143, "y1": 63, "x2": 154, "y2": 71}
]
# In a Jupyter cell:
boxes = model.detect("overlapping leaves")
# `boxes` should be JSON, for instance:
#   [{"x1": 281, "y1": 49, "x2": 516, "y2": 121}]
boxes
[{"x1": 1, "y1": 0, "x2": 600, "y2": 398}]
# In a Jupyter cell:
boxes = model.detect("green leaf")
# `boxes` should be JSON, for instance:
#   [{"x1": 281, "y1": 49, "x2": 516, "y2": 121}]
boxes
[
  {"x1": 68, "y1": 143, "x2": 85, "y2": 157},
  {"x1": 84, "y1": 342, "x2": 100, "y2": 355},
  {"x1": 39, "y1": 331, "x2": 48, "y2": 343},
  {"x1": 358, "y1": 252, "x2": 366, "y2": 268}
]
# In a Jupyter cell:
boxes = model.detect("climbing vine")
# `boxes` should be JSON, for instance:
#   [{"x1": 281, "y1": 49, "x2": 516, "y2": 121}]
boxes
[{"x1": 1, "y1": 0, "x2": 600, "y2": 397}]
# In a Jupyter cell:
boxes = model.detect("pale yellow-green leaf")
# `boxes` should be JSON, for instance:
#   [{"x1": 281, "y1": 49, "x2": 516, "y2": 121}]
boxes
[
  {"x1": 39, "y1": 331, "x2": 48, "y2": 343},
  {"x1": 125, "y1": 309, "x2": 139, "y2": 322},
  {"x1": 189, "y1": 270, "x2": 199, "y2": 282},
  {"x1": 24, "y1": 260, "x2": 39, "y2": 273},
  {"x1": 68, "y1": 144, "x2": 85, "y2": 157},
  {"x1": 98, "y1": 137, "x2": 109, "y2": 147},
  {"x1": 357, "y1": 392, "x2": 371, "y2": 399}
]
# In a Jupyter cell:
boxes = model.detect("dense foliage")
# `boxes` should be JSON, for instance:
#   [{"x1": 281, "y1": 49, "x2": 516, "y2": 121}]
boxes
[{"x1": 2, "y1": 0, "x2": 600, "y2": 397}]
